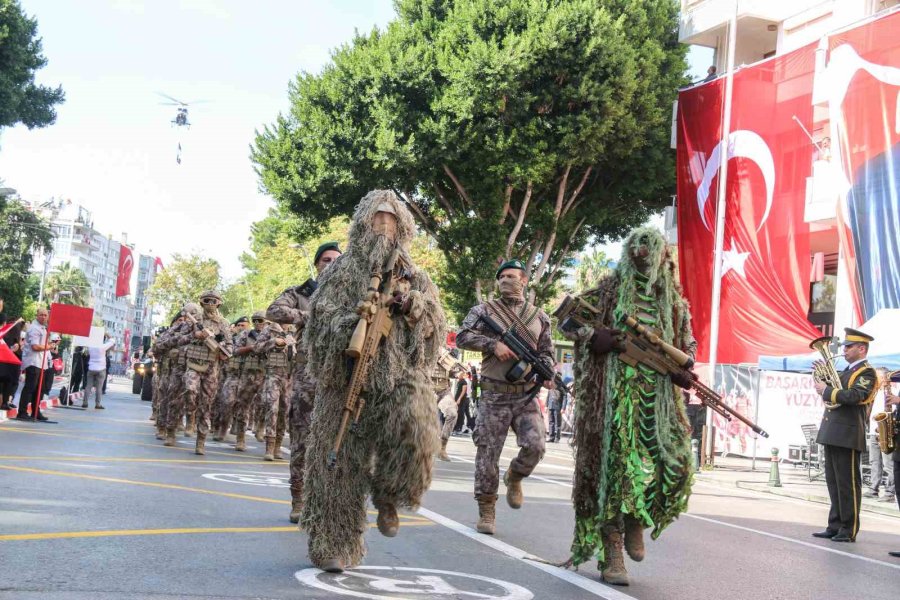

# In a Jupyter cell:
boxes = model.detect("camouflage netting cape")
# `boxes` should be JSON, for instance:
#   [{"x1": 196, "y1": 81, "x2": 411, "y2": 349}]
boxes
[{"x1": 569, "y1": 228, "x2": 694, "y2": 565}]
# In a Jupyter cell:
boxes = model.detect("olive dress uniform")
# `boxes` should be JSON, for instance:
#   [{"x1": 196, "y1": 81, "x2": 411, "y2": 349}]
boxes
[{"x1": 815, "y1": 330, "x2": 877, "y2": 542}]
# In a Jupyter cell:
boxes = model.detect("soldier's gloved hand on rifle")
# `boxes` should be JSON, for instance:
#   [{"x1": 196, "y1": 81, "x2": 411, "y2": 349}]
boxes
[
  {"x1": 669, "y1": 370, "x2": 695, "y2": 390},
  {"x1": 390, "y1": 291, "x2": 412, "y2": 315},
  {"x1": 194, "y1": 330, "x2": 209, "y2": 340},
  {"x1": 589, "y1": 327, "x2": 623, "y2": 355},
  {"x1": 214, "y1": 333, "x2": 225, "y2": 343}
]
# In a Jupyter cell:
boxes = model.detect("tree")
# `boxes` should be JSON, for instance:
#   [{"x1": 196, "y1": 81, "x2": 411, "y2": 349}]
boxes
[
  {"x1": 0, "y1": 197, "x2": 53, "y2": 317},
  {"x1": 147, "y1": 253, "x2": 222, "y2": 322},
  {"x1": 253, "y1": 0, "x2": 687, "y2": 320},
  {"x1": 221, "y1": 211, "x2": 452, "y2": 323},
  {"x1": 45, "y1": 261, "x2": 92, "y2": 306},
  {"x1": 0, "y1": 0, "x2": 65, "y2": 130},
  {"x1": 574, "y1": 248, "x2": 615, "y2": 293}
]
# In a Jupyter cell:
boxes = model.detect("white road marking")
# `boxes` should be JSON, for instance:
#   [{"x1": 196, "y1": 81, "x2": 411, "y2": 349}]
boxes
[
  {"x1": 417, "y1": 507, "x2": 638, "y2": 600},
  {"x1": 448, "y1": 454, "x2": 573, "y2": 489},
  {"x1": 683, "y1": 514, "x2": 900, "y2": 571}
]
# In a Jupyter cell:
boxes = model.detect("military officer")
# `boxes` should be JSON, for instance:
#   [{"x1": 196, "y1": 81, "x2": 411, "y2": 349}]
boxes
[
  {"x1": 455, "y1": 259, "x2": 555, "y2": 535},
  {"x1": 813, "y1": 328, "x2": 877, "y2": 543}
]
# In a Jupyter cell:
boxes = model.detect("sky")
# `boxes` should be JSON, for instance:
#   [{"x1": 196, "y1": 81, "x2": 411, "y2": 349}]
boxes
[{"x1": 1, "y1": 0, "x2": 711, "y2": 281}]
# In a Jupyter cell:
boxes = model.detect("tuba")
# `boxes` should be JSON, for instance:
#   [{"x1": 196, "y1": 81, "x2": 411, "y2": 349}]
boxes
[
  {"x1": 810, "y1": 336, "x2": 843, "y2": 409},
  {"x1": 874, "y1": 369, "x2": 899, "y2": 454}
]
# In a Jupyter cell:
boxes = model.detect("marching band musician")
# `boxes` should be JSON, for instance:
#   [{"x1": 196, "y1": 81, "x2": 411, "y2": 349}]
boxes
[
  {"x1": 812, "y1": 328, "x2": 877, "y2": 544},
  {"x1": 885, "y1": 373, "x2": 900, "y2": 558}
]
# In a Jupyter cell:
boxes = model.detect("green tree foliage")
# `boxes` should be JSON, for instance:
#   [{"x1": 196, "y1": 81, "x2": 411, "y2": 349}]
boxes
[
  {"x1": 253, "y1": 0, "x2": 687, "y2": 320},
  {"x1": 0, "y1": 197, "x2": 53, "y2": 318},
  {"x1": 574, "y1": 248, "x2": 615, "y2": 293},
  {"x1": 45, "y1": 261, "x2": 92, "y2": 306},
  {"x1": 0, "y1": 0, "x2": 65, "y2": 129},
  {"x1": 147, "y1": 253, "x2": 222, "y2": 322}
]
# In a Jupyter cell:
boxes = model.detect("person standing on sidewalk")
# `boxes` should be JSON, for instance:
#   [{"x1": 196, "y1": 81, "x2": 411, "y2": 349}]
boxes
[
  {"x1": 883, "y1": 377, "x2": 900, "y2": 558},
  {"x1": 17, "y1": 307, "x2": 55, "y2": 421},
  {"x1": 84, "y1": 334, "x2": 115, "y2": 409},
  {"x1": 812, "y1": 328, "x2": 877, "y2": 544}
]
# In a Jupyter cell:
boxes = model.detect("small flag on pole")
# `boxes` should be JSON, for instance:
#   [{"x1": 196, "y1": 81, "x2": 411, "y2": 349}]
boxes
[{"x1": 49, "y1": 304, "x2": 94, "y2": 337}]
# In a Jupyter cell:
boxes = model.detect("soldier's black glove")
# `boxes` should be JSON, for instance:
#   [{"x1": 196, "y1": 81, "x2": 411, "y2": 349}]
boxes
[
  {"x1": 589, "y1": 328, "x2": 623, "y2": 355},
  {"x1": 214, "y1": 333, "x2": 225, "y2": 343},
  {"x1": 670, "y1": 370, "x2": 695, "y2": 390}
]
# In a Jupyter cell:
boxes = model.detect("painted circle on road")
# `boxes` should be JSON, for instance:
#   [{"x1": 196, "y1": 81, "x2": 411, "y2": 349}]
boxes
[
  {"x1": 295, "y1": 566, "x2": 533, "y2": 599},
  {"x1": 202, "y1": 473, "x2": 289, "y2": 487}
]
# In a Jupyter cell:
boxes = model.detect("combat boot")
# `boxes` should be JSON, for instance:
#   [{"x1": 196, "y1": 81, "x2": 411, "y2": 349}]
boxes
[
  {"x1": 254, "y1": 422, "x2": 265, "y2": 443},
  {"x1": 195, "y1": 433, "x2": 206, "y2": 456},
  {"x1": 600, "y1": 530, "x2": 629, "y2": 586},
  {"x1": 503, "y1": 469, "x2": 524, "y2": 509},
  {"x1": 185, "y1": 415, "x2": 195, "y2": 438},
  {"x1": 155, "y1": 426, "x2": 165, "y2": 440},
  {"x1": 264, "y1": 436, "x2": 275, "y2": 461},
  {"x1": 475, "y1": 494, "x2": 497, "y2": 535},
  {"x1": 164, "y1": 428, "x2": 177, "y2": 447},
  {"x1": 376, "y1": 503, "x2": 399, "y2": 537},
  {"x1": 319, "y1": 558, "x2": 344, "y2": 573},
  {"x1": 149, "y1": 410, "x2": 157, "y2": 422},
  {"x1": 234, "y1": 430, "x2": 246, "y2": 452},
  {"x1": 274, "y1": 435, "x2": 285, "y2": 460},
  {"x1": 289, "y1": 484, "x2": 303, "y2": 524},
  {"x1": 214, "y1": 423, "x2": 228, "y2": 442},
  {"x1": 438, "y1": 439, "x2": 450, "y2": 461},
  {"x1": 624, "y1": 516, "x2": 645, "y2": 562}
]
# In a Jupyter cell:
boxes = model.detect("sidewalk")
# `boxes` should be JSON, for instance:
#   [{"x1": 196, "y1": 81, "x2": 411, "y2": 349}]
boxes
[{"x1": 695, "y1": 454, "x2": 900, "y2": 519}]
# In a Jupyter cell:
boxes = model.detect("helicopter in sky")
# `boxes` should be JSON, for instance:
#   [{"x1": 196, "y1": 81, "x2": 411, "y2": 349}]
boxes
[{"x1": 158, "y1": 92, "x2": 204, "y2": 128}]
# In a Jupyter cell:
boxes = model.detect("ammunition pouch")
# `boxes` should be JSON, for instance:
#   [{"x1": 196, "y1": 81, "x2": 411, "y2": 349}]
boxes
[
  {"x1": 266, "y1": 350, "x2": 289, "y2": 369},
  {"x1": 243, "y1": 355, "x2": 264, "y2": 371},
  {"x1": 480, "y1": 377, "x2": 532, "y2": 395},
  {"x1": 185, "y1": 343, "x2": 212, "y2": 373}
]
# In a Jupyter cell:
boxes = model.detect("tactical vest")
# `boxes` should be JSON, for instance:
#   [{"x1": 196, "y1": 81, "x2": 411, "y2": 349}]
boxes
[
  {"x1": 185, "y1": 343, "x2": 213, "y2": 363},
  {"x1": 480, "y1": 299, "x2": 542, "y2": 383},
  {"x1": 225, "y1": 352, "x2": 243, "y2": 373},
  {"x1": 243, "y1": 354, "x2": 264, "y2": 371},
  {"x1": 266, "y1": 349, "x2": 289, "y2": 369}
]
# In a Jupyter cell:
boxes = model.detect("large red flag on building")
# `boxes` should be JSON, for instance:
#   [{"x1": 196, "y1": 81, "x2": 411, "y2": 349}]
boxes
[
  {"x1": 48, "y1": 303, "x2": 93, "y2": 336},
  {"x1": 116, "y1": 245, "x2": 134, "y2": 297},
  {"x1": 823, "y1": 11, "x2": 900, "y2": 321},
  {"x1": 677, "y1": 44, "x2": 821, "y2": 364}
]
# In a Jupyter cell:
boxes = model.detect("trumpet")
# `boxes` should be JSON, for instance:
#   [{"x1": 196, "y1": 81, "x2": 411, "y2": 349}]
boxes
[{"x1": 810, "y1": 336, "x2": 844, "y2": 410}]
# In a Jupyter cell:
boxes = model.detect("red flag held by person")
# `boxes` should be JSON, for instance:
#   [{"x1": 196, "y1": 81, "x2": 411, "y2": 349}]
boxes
[
  {"x1": 116, "y1": 245, "x2": 134, "y2": 297},
  {"x1": 49, "y1": 304, "x2": 93, "y2": 337},
  {"x1": 677, "y1": 44, "x2": 821, "y2": 364}
]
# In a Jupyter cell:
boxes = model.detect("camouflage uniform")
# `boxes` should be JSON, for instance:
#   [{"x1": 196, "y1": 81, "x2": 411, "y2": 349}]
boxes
[
  {"x1": 456, "y1": 297, "x2": 553, "y2": 530},
  {"x1": 212, "y1": 332, "x2": 244, "y2": 440},
  {"x1": 167, "y1": 295, "x2": 233, "y2": 454},
  {"x1": 153, "y1": 322, "x2": 188, "y2": 442},
  {"x1": 266, "y1": 281, "x2": 317, "y2": 521},
  {"x1": 232, "y1": 327, "x2": 266, "y2": 451},
  {"x1": 254, "y1": 323, "x2": 292, "y2": 460}
]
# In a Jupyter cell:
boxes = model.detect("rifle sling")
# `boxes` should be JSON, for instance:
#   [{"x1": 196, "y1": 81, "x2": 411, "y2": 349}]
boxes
[{"x1": 487, "y1": 299, "x2": 540, "y2": 350}]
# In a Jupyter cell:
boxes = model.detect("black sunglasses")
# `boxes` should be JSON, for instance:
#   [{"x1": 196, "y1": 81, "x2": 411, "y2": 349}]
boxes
[{"x1": 252, "y1": 318, "x2": 264, "y2": 323}]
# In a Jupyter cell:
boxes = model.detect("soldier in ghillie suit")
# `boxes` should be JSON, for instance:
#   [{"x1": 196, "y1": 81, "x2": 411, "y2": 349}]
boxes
[
  {"x1": 301, "y1": 190, "x2": 446, "y2": 573},
  {"x1": 560, "y1": 228, "x2": 695, "y2": 586},
  {"x1": 456, "y1": 259, "x2": 555, "y2": 536},
  {"x1": 267, "y1": 241, "x2": 341, "y2": 524}
]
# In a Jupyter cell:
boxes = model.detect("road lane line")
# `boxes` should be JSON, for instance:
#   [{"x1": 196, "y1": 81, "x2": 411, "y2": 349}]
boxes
[
  {"x1": 0, "y1": 455, "x2": 283, "y2": 465},
  {"x1": 417, "y1": 507, "x2": 637, "y2": 600},
  {"x1": 0, "y1": 521, "x2": 433, "y2": 542},
  {"x1": 683, "y1": 514, "x2": 900, "y2": 571}
]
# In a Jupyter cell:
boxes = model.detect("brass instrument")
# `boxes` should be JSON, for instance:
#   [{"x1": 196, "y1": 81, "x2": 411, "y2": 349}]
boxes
[
  {"x1": 874, "y1": 369, "x2": 899, "y2": 454},
  {"x1": 809, "y1": 336, "x2": 843, "y2": 409}
]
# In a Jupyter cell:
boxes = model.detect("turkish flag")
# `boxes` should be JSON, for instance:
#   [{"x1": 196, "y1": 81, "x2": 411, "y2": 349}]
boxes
[
  {"x1": 49, "y1": 303, "x2": 94, "y2": 337},
  {"x1": 116, "y1": 245, "x2": 134, "y2": 297},
  {"x1": 154, "y1": 256, "x2": 164, "y2": 272},
  {"x1": 0, "y1": 342, "x2": 20, "y2": 366},
  {"x1": 677, "y1": 44, "x2": 820, "y2": 364},
  {"x1": 825, "y1": 11, "x2": 900, "y2": 321}
]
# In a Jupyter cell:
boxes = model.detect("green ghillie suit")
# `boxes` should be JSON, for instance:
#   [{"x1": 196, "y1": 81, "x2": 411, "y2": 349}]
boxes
[
  {"x1": 301, "y1": 190, "x2": 447, "y2": 570},
  {"x1": 564, "y1": 228, "x2": 695, "y2": 581}
]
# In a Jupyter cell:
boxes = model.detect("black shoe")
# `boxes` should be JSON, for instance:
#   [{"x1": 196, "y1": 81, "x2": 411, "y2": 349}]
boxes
[
  {"x1": 36, "y1": 414, "x2": 49, "y2": 422},
  {"x1": 8, "y1": 402, "x2": 16, "y2": 409},
  {"x1": 0, "y1": 404, "x2": 9, "y2": 411},
  {"x1": 812, "y1": 530, "x2": 838, "y2": 539},
  {"x1": 95, "y1": 405, "x2": 105, "y2": 410},
  {"x1": 888, "y1": 551, "x2": 900, "y2": 558},
  {"x1": 831, "y1": 532, "x2": 855, "y2": 542}
]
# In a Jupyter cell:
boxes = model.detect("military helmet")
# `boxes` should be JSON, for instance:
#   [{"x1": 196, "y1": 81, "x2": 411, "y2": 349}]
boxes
[
  {"x1": 182, "y1": 302, "x2": 202, "y2": 319},
  {"x1": 251, "y1": 310, "x2": 266, "y2": 321},
  {"x1": 199, "y1": 289, "x2": 223, "y2": 304}
]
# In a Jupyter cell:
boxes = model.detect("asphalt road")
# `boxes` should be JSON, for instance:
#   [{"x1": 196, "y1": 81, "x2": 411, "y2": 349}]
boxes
[{"x1": 1, "y1": 382, "x2": 899, "y2": 600}]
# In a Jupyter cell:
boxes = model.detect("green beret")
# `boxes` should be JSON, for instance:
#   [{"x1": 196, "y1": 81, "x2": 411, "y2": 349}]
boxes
[
  {"x1": 314, "y1": 242, "x2": 342, "y2": 265},
  {"x1": 496, "y1": 259, "x2": 526, "y2": 280}
]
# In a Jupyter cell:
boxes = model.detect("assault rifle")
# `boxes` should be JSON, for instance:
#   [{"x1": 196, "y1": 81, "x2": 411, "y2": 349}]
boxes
[
  {"x1": 620, "y1": 314, "x2": 768, "y2": 438},
  {"x1": 183, "y1": 312, "x2": 232, "y2": 359},
  {"x1": 478, "y1": 314, "x2": 571, "y2": 395},
  {"x1": 328, "y1": 248, "x2": 401, "y2": 469}
]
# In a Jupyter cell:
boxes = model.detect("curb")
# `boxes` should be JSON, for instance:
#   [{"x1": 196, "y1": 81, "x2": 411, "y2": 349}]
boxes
[{"x1": 694, "y1": 474, "x2": 900, "y2": 520}]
